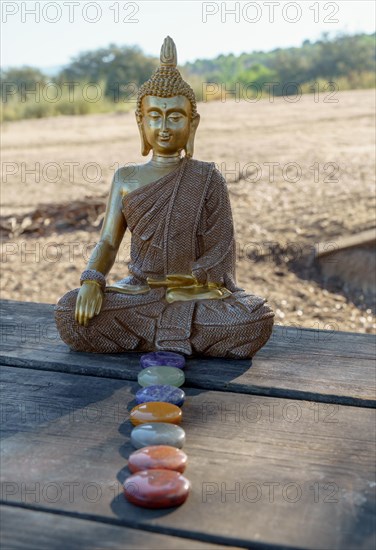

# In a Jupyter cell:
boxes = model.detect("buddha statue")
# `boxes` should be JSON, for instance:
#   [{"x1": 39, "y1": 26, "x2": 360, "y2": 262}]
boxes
[{"x1": 55, "y1": 37, "x2": 274, "y2": 359}]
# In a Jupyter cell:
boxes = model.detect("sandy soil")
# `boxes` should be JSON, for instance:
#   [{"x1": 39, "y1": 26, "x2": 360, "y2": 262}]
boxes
[{"x1": 1, "y1": 88, "x2": 375, "y2": 334}]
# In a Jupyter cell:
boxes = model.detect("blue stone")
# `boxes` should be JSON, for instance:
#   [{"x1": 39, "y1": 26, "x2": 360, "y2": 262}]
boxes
[
  {"x1": 136, "y1": 385, "x2": 186, "y2": 407},
  {"x1": 140, "y1": 351, "x2": 185, "y2": 369}
]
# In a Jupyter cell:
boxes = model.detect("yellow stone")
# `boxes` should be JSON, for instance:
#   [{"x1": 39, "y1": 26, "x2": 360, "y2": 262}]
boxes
[{"x1": 130, "y1": 402, "x2": 183, "y2": 426}]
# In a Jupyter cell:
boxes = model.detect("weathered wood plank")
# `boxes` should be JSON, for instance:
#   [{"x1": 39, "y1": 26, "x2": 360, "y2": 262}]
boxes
[
  {"x1": 315, "y1": 228, "x2": 376, "y2": 257},
  {"x1": 2, "y1": 299, "x2": 375, "y2": 358},
  {"x1": 1, "y1": 300, "x2": 375, "y2": 406},
  {"x1": 0, "y1": 505, "x2": 240, "y2": 550},
  {"x1": 1, "y1": 366, "x2": 375, "y2": 550}
]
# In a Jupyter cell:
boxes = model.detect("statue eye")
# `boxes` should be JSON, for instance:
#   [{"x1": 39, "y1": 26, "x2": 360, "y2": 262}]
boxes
[
  {"x1": 148, "y1": 112, "x2": 161, "y2": 119},
  {"x1": 169, "y1": 113, "x2": 183, "y2": 122}
]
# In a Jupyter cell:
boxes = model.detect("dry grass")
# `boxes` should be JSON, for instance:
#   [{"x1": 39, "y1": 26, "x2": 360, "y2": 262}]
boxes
[{"x1": 1, "y1": 89, "x2": 375, "y2": 333}]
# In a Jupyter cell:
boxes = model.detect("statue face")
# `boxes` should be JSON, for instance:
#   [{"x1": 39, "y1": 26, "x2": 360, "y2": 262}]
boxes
[{"x1": 141, "y1": 95, "x2": 192, "y2": 155}]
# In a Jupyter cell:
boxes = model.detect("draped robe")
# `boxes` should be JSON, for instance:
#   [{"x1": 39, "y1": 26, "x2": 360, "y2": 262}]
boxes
[{"x1": 55, "y1": 157, "x2": 274, "y2": 358}]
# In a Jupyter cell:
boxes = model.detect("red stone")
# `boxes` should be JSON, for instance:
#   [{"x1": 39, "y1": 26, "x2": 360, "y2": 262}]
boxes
[
  {"x1": 128, "y1": 445, "x2": 187, "y2": 474},
  {"x1": 123, "y1": 469, "x2": 190, "y2": 508}
]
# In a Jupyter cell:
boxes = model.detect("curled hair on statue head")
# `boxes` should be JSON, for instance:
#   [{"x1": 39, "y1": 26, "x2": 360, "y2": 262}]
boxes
[{"x1": 135, "y1": 36, "x2": 198, "y2": 123}]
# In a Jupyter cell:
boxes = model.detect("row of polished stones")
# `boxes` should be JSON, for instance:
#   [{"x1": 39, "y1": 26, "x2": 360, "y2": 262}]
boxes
[{"x1": 123, "y1": 351, "x2": 191, "y2": 508}]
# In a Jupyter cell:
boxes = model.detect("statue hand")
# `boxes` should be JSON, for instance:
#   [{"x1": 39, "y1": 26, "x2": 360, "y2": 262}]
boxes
[
  {"x1": 191, "y1": 267, "x2": 207, "y2": 285},
  {"x1": 75, "y1": 282, "x2": 103, "y2": 327}
]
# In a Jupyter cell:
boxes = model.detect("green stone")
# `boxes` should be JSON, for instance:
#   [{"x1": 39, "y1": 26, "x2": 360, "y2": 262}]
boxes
[{"x1": 138, "y1": 366, "x2": 185, "y2": 388}]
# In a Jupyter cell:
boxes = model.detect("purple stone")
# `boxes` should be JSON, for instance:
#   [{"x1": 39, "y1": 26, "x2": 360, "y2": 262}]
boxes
[
  {"x1": 136, "y1": 385, "x2": 186, "y2": 407},
  {"x1": 140, "y1": 351, "x2": 185, "y2": 369}
]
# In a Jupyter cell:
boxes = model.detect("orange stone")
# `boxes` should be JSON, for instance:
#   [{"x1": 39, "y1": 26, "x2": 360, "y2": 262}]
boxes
[
  {"x1": 128, "y1": 445, "x2": 188, "y2": 474},
  {"x1": 130, "y1": 402, "x2": 182, "y2": 426},
  {"x1": 124, "y1": 469, "x2": 190, "y2": 508}
]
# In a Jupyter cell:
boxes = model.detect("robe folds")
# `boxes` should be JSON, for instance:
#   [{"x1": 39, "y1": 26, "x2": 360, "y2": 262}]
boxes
[{"x1": 55, "y1": 157, "x2": 274, "y2": 358}]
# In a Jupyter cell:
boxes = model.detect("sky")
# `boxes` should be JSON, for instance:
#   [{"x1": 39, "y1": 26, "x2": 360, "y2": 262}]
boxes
[{"x1": 1, "y1": 1, "x2": 375, "y2": 70}]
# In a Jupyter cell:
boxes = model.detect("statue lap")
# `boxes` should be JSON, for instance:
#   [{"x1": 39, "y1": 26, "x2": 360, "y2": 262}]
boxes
[{"x1": 55, "y1": 288, "x2": 274, "y2": 359}]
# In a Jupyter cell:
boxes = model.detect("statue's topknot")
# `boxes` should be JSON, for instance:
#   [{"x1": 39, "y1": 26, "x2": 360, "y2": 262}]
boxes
[
  {"x1": 160, "y1": 35, "x2": 177, "y2": 67},
  {"x1": 136, "y1": 36, "x2": 197, "y2": 122}
]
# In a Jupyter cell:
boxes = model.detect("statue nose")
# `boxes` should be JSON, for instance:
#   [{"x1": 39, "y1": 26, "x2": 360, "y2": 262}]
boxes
[{"x1": 161, "y1": 116, "x2": 168, "y2": 132}]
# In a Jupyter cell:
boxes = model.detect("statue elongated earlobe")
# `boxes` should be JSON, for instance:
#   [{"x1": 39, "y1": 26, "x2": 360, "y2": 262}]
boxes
[
  {"x1": 185, "y1": 114, "x2": 200, "y2": 159},
  {"x1": 137, "y1": 119, "x2": 152, "y2": 156}
]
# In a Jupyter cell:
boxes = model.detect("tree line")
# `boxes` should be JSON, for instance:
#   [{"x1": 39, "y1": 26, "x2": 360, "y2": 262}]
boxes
[{"x1": 1, "y1": 32, "x2": 374, "y2": 121}]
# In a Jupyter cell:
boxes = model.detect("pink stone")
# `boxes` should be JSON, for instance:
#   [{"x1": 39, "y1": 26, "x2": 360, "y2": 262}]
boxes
[{"x1": 128, "y1": 445, "x2": 188, "y2": 473}]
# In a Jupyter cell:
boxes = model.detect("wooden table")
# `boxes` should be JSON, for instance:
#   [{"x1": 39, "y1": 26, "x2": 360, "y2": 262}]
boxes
[{"x1": 1, "y1": 300, "x2": 375, "y2": 549}]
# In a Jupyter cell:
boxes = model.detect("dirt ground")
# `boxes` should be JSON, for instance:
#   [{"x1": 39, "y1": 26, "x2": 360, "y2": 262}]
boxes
[{"x1": 1, "y1": 88, "x2": 375, "y2": 334}]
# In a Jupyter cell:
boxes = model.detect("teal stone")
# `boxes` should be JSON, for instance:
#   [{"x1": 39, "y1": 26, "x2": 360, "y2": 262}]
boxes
[
  {"x1": 131, "y1": 422, "x2": 186, "y2": 449},
  {"x1": 138, "y1": 366, "x2": 185, "y2": 388}
]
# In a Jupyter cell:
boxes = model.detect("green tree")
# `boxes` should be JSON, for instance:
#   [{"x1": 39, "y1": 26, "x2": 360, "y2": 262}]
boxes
[
  {"x1": 1, "y1": 66, "x2": 48, "y2": 101},
  {"x1": 57, "y1": 44, "x2": 158, "y2": 101}
]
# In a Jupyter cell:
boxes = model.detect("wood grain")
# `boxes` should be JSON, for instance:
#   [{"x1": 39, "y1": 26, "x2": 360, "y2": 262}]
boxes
[
  {"x1": 0, "y1": 505, "x2": 240, "y2": 550},
  {"x1": 1, "y1": 365, "x2": 375, "y2": 550},
  {"x1": 1, "y1": 300, "x2": 375, "y2": 406}
]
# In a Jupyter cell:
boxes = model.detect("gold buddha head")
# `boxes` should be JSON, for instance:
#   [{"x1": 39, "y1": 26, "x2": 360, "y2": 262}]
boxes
[{"x1": 136, "y1": 36, "x2": 200, "y2": 158}]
